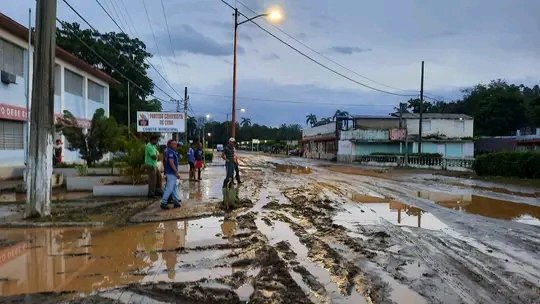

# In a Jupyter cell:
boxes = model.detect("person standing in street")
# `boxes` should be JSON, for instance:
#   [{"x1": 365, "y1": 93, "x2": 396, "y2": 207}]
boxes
[
  {"x1": 194, "y1": 141, "x2": 204, "y2": 181},
  {"x1": 145, "y1": 136, "x2": 162, "y2": 198},
  {"x1": 160, "y1": 139, "x2": 181, "y2": 209},
  {"x1": 221, "y1": 138, "x2": 236, "y2": 188},
  {"x1": 233, "y1": 144, "x2": 242, "y2": 184},
  {"x1": 187, "y1": 143, "x2": 196, "y2": 181}
]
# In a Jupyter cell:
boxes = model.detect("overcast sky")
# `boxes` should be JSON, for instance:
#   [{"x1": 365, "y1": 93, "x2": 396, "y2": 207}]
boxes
[{"x1": 2, "y1": 0, "x2": 539, "y2": 126}]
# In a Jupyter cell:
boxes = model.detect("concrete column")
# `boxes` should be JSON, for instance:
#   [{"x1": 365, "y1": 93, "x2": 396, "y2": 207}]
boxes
[{"x1": 83, "y1": 76, "x2": 88, "y2": 121}]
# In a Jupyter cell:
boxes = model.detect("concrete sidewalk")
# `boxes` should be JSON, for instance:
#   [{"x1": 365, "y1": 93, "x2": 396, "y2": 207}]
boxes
[{"x1": 131, "y1": 163, "x2": 227, "y2": 223}]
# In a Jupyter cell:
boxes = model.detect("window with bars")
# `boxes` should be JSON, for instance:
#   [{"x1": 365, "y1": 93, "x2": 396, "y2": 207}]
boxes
[
  {"x1": 0, "y1": 120, "x2": 24, "y2": 150},
  {"x1": 0, "y1": 38, "x2": 25, "y2": 77},
  {"x1": 88, "y1": 80, "x2": 105, "y2": 103},
  {"x1": 64, "y1": 69, "x2": 83, "y2": 96}
]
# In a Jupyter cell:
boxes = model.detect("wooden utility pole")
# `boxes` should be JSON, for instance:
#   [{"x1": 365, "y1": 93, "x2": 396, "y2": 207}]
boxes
[
  {"x1": 184, "y1": 86, "x2": 188, "y2": 144},
  {"x1": 418, "y1": 61, "x2": 424, "y2": 154},
  {"x1": 26, "y1": 0, "x2": 57, "y2": 218},
  {"x1": 231, "y1": 8, "x2": 239, "y2": 138}
]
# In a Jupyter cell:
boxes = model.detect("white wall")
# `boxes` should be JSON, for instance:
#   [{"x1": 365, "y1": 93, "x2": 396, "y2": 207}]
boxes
[
  {"x1": 303, "y1": 122, "x2": 336, "y2": 137},
  {"x1": 406, "y1": 118, "x2": 473, "y2": 138},
  {"x1": 0, "y1": 26, "x2": 111, "y2": 175}
]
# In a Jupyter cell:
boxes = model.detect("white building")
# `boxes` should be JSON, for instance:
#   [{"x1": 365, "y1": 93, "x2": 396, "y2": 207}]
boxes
[
  {"x1": 0, "y1": 13, "x2": 115, "y2": 178},
  {"x1": 402, "y1": 113, "x2": 474, "y2": 158}
]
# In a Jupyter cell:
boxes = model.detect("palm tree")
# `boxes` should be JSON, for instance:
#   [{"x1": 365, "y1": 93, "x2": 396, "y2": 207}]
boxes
[
  {"x1": 305, "y1": 113, "x2": 317, "y2": 127},
  {"x1": 241, "y1": 117, "x2": 252, "y2": 128},
  {"x1": 319, "y1": 117, "x2": 332, "y2": 124},
  {"x1": 333, "y1": 109, "x2": 350, "y2": 120}
]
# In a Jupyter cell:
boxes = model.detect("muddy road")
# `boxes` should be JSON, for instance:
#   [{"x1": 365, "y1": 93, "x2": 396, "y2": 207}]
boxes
[{"x1": 0, "y1": 154, "x2": 539, "y2": 303}]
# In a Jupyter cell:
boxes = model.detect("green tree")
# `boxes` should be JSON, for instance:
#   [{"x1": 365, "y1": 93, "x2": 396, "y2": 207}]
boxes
[
  {"x1": 333, "y1": 109, "x2": 350, "y2": 120},
  {"x1": 305, "y1": 113, "x2": 317, "y2": 127},
  {"x1": 57, "y1": 109, "x2": 125, "y2": 166},
  {"x1": 241, "y1": 117, "x2": 252, "y2": 128},
  {"x1": 56, "y1": 22, "x2": 161, "y2": 126}
]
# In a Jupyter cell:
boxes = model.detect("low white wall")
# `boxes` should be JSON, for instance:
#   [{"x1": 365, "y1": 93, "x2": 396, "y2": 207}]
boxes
[
  {"x1": 93, "y1": 185, "x2": 148, "y2": 197},
  {"x1": 66, "y1": 176, "x2": 133, "y2": 191}
]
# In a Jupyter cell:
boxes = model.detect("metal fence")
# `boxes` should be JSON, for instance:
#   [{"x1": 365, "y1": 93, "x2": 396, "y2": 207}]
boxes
[{"x1": 358, "y1": 155, "x2": 474, "y2": 171}]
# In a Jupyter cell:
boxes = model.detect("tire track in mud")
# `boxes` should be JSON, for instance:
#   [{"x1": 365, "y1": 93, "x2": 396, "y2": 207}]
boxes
[{"x1": 246, "y1": 155, "x2": 540, "y2": 304}]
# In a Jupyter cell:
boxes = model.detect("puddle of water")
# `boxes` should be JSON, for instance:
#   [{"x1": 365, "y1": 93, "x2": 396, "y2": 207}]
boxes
[
  {"x1": 418, "y1": 191, "x2": 540, "y2": 226},
  {"x1": 0, "y1": 216, "x2": 234, "y2": 296},
  {"x1": 401, "y1": 260, "x2": 430, "y2": 279},
  {"x1": 274, "y1": 163, "x2": 312, "y2": 174},
  {"x1": 335, "y1": 201, "x2": 448, "y2": 231},
  {"x1": 179, "y1": 179, "x2": 222, "y2": 202},
  {"x1": 235, "y1": 282, "x2": 255, "y2": 301},
  {"x1": 255, "y1": 217, "x2": 367, "y2": 304},
  {"x1": 368, "y1": 263, "x2": 427, "y2": 304}
]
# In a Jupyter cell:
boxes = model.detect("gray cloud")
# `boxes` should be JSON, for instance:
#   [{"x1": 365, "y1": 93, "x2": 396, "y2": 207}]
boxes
[
  {"x1": 156, "y1": 24, "x2": 242, "y2": 56},
  {"x1": 297, "y1": 32, "x2": 307, "y2": 39},
  {"x1": 262, "y1": 53, "x2": 280, "y2": 61},
  {"x1": 326, "y1": 46, "x2": 373, "y2": 55}
]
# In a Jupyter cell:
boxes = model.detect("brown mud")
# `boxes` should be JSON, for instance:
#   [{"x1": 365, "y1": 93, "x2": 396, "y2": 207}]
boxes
[{"x1": 0, "y1": 154, "x2": 539, "y2": 303}]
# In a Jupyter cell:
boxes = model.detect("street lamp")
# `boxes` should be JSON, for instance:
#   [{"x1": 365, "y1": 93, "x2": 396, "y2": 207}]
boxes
[
  {"x1": 230, "y1": 7, "x2": 283, "y2": 138},
  {"x1": 226, "y1": 108, "x2": 246, "y2": 137}
]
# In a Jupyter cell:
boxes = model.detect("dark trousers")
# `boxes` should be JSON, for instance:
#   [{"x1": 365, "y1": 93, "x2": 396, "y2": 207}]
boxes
[
  {"x1": 234, "y1": 162, "x2": 241, "y2": 182},
  {"x1": 223, "y1": 161, "x2": 235, "y2": 188},
  {"x1": 147, "y1": 165, "x2": 162, "y2": 195}
]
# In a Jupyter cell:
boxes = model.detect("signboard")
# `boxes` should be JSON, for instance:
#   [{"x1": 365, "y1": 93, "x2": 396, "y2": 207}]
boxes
[
  {"x1": 252, "y1": 139, "x2": 260, "y2": 144},
  {"x1": 137, "y1": 111, "x2": 185, "y2": 133},
  {"x1": 390, "y1": 128, "x2": 407, "y2": 141},
  {"x1": 0, "y1": 103, "x2": 28, "y2": 121},
  {"x1": 1, "y1": 103, "x2": 91, "y2": 128}
]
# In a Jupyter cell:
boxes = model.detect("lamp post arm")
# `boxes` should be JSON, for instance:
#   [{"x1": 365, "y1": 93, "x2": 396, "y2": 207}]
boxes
[{"x1": 237, "y1": 13, "x2": 268, "y2": 26}]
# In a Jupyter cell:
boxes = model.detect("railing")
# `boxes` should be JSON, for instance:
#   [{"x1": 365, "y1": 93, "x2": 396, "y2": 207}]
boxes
[{"x1": 357, "y1": 155, "x2": 474, "y2": 171}]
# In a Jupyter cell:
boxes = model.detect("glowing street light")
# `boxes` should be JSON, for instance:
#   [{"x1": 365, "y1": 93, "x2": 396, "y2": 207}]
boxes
[{"x1": 230, "y1": 6, "x2": 283, "y2": 138}]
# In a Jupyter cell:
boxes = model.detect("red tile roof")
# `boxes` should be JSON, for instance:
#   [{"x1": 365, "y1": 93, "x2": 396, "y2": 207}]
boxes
[{"x1": 0, "y1": 12, "x2": 116, "y2": 84}]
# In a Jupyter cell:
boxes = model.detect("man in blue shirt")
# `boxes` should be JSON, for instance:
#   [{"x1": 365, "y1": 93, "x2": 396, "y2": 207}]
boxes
[{"x1": 161, "y1": 139, "x2": 181, "y2": 209}]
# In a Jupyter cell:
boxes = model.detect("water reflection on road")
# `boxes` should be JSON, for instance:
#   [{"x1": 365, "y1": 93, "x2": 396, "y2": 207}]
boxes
[
  {"x1": 0, "y1": 216, "x2": 235, "y2": 297},
  {"x1": 418, "y1": 191, "x2": 540, "y2": 226}
]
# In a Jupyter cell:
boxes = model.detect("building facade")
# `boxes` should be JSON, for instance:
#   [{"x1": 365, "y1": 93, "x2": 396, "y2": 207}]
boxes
[
  {"x1": 300, "y1": 122, "x2": 337, "y2": 161},
  {"x1": 337, "y1": 115, "x2": 408, "y2": 162},
  {"x1": 0, "y1": 13, "x2": 114, "y2": 178},
  {"x1": 402, "y1": 113, "x2": 474, "y2": 158}
]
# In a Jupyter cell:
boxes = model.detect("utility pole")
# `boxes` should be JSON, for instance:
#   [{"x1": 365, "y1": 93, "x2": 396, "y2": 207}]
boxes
[
  {"x1": 231, "y1": 8, "x2": 239, "y2": 138},
  {"x1": 26, "y1": 0, "x2": 57, "y2": 218},
  {"x1": 418, "y1": 61, "x2": 424, "y2": 154},
  {"x1": 184, "y1": 86, "x2": 188, "y2": 144},
  {"x1": 24, "y1": 8, "x2": 32, "y2": 177},
  {"x1": 127, "y1": 81, "x2": 130, "y2": 133},
  {"x1": 399, "y1": 102, "x2": 409, "y2": 165}
]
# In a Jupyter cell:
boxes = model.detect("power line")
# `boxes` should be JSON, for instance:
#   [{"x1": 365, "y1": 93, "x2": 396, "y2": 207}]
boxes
[
  {"x1": 117, "y1": 0, "x2": 141, "y2": 38},
  {"x1": 61, "y1": 0, "x2": 175, "y2": 101},
  {"x1": 89, "y1": 0, "x2": 182, "y2": 99},
  {"x1": 190, "y1": 92, "x2": 400, "y2": 107},
  {"x1": 55, "y1": 18, "x2": 175, "y2": 104},
  {"x1": 236, "y1": 0, "x2": 419, "y2": 95},
  {"x1": 159, "y1": 0, "x2": 183, "y2": 78},
  {"x1": 141, "y1": 0, "x2": 170, "y2": 88},
  {"x1": 220, "y1": 1, "x2": 416, "y2": 98}
]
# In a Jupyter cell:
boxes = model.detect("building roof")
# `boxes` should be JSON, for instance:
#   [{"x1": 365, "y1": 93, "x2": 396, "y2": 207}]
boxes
[
  {"x1": 400, "y1": 113, "x2": 473, "y2": 120},
  {"x1": 352, "y1": 115, "x2": 398, "y2": 119},
  {"x1": 0, "y1": 13, "x2": 116, "y2": 84}
]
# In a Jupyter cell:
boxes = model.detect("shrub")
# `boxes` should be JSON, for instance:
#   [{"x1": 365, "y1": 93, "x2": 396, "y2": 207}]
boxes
[
  {"x1": 473, "y1": 152, "x2": 540, "y2": 178},
  {"x1": 122, "y1": 140, "x2": 146, "y2": 184},
  {"x1": 57, "y1": 109, "x2": 126, "y2": 167},
  {"x1": 370, "y1": 152, "x2": 443, "y2": 158},
  {"x1": 204, "y1": 150, "x2": 214, "y2": 162},
  {"x1": 176, "y1": 145, "x2": 189, "y2": 165}
]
